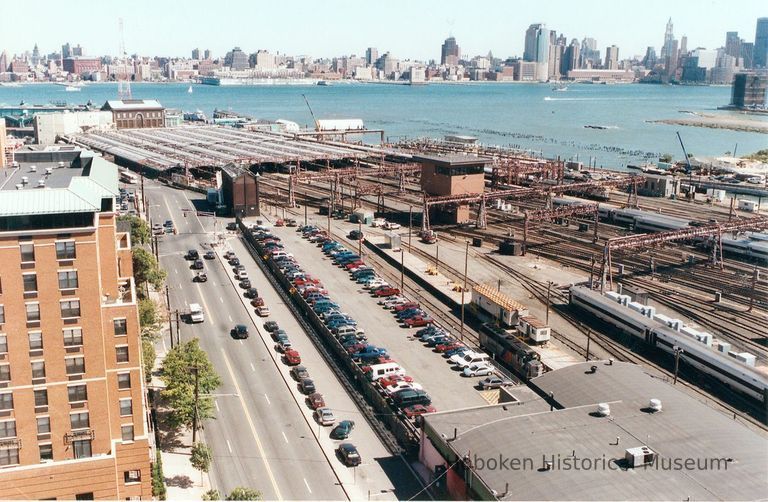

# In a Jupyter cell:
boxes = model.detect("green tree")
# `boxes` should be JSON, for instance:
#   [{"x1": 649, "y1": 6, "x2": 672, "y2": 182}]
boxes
[
  {"x1": 161, "y1": 339, "x2": 221, "y2": 429},
  {"x1": 118, "y1": 215, "x2": 150, "y2": 246},
  {"x1": 226, "y1": 487, "x2": 262, "y2": 501},
  {"x1": 745, "y1": 149, "x2": 768, "y2": 162},
  {"x1": 152, "y1": 450, "x2": 167, "y2": 500},
  {"x1": 139, "y1": 298, "x2": 159, "y2": 328},
  {"x1": 659, "y1": 153, "x2": 673, "y2": 163},
  {"x1": 189, "y1": 442, "x2": 213, "y2": 487},
  {"x1": 142, "y1": 338, "x2": 156, "y2": 383},
  {"x1": 132, "y1": 247, "x2": 167, "y2": 291},
  {"x1": 202, "y1": 489, "x2": 221, "y2": 501}
]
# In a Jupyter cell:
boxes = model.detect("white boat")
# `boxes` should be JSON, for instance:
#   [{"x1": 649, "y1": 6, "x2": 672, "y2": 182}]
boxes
[
  {"x1": 65, "y1": 85, "x2": 81, "y2": 92},
  {"x1": 187, "y1": 85, "x2": 193, "y2": 93}
]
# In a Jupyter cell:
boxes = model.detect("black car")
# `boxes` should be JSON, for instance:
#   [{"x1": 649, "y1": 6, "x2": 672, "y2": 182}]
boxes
[
  {"x1": 192, "y1": 260, "x2": 204, "y2": 270},
  {"x1": 230, "y1": 258, "x2": 241, "y2": 267},
  {"x1": 299, "y1": 378, "x2": 316, "y2": 394},
  {"x1": 193, "y1": 273, "x2": 207, "y2": 283},
  {"x1": 204, "y1": 251, "x2": 216, "y2": 260},
  {"x1": 240, "y1": 278, "x2": 252, "y2": 289},
  {"x1": 186, "y1": 249, "x2": 199, "y2": 260},
  {"x1": 290, "y1": 366, "x2": 310, "y2": 380},
  {"x1": 330, "y1": 420, "x2": 355, "y2": 440},
  {"x1": 226, "y1": 222, "x2": 238, "y2": 231},
  {"x1": 231, "y1": 324, "x2": 249, "y2": 339},
  {"x1": 348, "y1": 230, "x2": 364, "y2": 241},
  {"x1": 244, "y1": 287, "x2": 259, "y2": 298},
  {"x1": 263, "y1": 321, "x2": 279, "y2": 332},
  {"x1": 337, "y1": 443, "x2": 361, "y2": 466}
]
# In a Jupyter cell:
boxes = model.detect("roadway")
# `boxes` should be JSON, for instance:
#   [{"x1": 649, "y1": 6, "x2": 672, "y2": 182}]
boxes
[{"x1": 144, "y1": 181, "x2": 422, "y2": 501}]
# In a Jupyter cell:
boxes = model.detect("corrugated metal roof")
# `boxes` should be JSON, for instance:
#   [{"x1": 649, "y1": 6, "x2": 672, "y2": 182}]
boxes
[{"x1": 0, "y1": 189, "x2": 98, "y2": 216}]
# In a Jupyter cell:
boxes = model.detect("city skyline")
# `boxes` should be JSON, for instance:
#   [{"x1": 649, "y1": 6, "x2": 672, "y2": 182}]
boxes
[{"x1": 0, "y1": 0, "x2": 765, "y2": 61}]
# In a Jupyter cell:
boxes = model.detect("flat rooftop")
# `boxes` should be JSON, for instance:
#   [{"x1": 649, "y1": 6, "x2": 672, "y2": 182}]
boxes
[
  {"x1": 69, "y1": 125, "x2": 406, "y2": 171},
  {"x1": 413, "y1": 153, "x2": 492, "y2": 166},
  {"x1": 424, "y1": 361, "x2": 768, "y2": 500}
]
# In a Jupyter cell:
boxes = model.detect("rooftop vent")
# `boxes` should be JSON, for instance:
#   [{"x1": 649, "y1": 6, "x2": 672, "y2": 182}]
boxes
[
  {"x1": 45, "y1": 167, "x2": 53, "y2": 175},
  {"x1": 625, "y1": 446, "x2": 657, "y2": 468},
  {"x1": 36, "y1": 179, "x2": 45, "y2": 188},
  {"x1": 648, "y1": 399, "x2": 662, "y2": 413},
  {"x1": 588, "y1": 365, "x2": 598, "y2": 374},
  {"x1": 15, "y1": 184, "x2": 23, "y2": 190},
  {"x1": 29, "y1": 165, "x2": 37, "y2": 172},
  {"x1": 596, "y1": 403, "x2": 610, "y2": 417},
  {"x1": 21, "y1": 176, "x2": 28, "y2": 184},
  {"x1": 58, "y1": 161, "x2": 65, "y2": 168}
]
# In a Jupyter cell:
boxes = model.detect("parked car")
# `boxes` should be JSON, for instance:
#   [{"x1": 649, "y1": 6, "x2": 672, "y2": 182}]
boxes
[
  {"x1": 231, "y1": 324, "x2": 249, "y2": 339},
  {"x1": 402, "y1": 404, "x2": 437, "y2": 419},
  {"x1": 284, "y1": 349, "x2": 301, "y2": 365},
  {"x1": 226, "y1": 222, "x2": 238, "y2": 231},
  {"x1": 316, "y1": 407, "x2": 336, "y2": 426},
  {"x1": 193, "y1": 273, "x2": 208, "y2": 283},
  {"x1": 263, "y1": 321, "x2": 279, "y2": 332},
  {"x1": 479, "y1": 375, "x2": 514, "y2": 389},
  {"x1": 299, "y1": 378, "x2": 316, "y2": 394},
  {"x1": 463, "y1": 363, "x2": 494, "y2": 377},
  {"x1": 192, "y1": 259, "x2": 204, "y2": 270},
  {"x1": 330, "y1": 420, "x2": 355, "y2": 440},
  {"x1": 348, "y1": 230, "x2": 364, "y2": 240},
  {"x1": 382, "y1": 221, "x2": 401, "y2": 230},
  {"x1": 337, "y1": 443, "x2": 361, "y2": 467},
  {"x1": 240, "y1": 278, "x2": 252, "y2": 289},
  {"x1": 373, "y1": 286, "x2": 400, "y2": 297},
  {"x1": 236, "y1": 270, "x2": 248, "y2": 280},
  {"x1": 435, "y1": 342, "x2": 462, "y2": 353},
  {"x1": 203, "y1": 250, "x2": 215, "y2": 260},
  {"x1": 275, "y1": 219, "x2": 285, "y2": 227},
  {"x1": 256, "y1": 306, "x2": 270, "y2": 317},
  {"x1": 245, "y1": 288, "x2": 260, "y2": 299},
  {"x1": 290, "y1": 366, "x2": 310, "y2": 380},
  {"x1": 308, "y1": 392, "x2": 325, "y2": 409},
  {"x1": 230, "y1": 257, "x2": 241, "y2": 266},
  {"x1": 186, "y1": 249, "x2": 200, "y2": 260}
]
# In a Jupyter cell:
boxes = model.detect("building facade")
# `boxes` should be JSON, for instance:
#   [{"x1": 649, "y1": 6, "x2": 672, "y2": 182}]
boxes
[
  {"x1": 101, "y1": 100, "x2": 164, "y2": 129},
  {"x1": 62, "y1": 57, "x2": 102, "y2": 76},
  {"x1": 417, "y1": 154, "x2": 489, "y2": 224},
  {"x1": 730, "y1": 73, "x2": 767, "y2": 108},
  {"x1": 755, "y1": 17, "x2": 768, "y2": 68},
  {"x1": 0, "y1": 149, "x2": 151, "y2": 499},
  {"x1": 441, "y1": 37, "x2": 460, "y2": 66},
  {"x1": 220, "y1": 164, "x2": 260, "y2": 218}
]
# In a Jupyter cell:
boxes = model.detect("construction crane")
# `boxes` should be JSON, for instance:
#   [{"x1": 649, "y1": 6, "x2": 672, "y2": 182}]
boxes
[{"x1": 302, "y1": 94, "x2": 319, "y2": 131}]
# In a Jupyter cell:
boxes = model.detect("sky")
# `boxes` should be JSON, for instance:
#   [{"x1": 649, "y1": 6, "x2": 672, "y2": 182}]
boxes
[{"x1": 0, "y1": 0, "x2": 765, "y2": 61}]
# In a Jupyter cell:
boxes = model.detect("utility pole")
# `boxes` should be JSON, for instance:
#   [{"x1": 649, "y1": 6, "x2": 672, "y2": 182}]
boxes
[
  {"x1": 165, "y1": 285, "x2": 174, "y2": 348},
  {"x1": 434, "y1": 243, "x2": 439, "y2": 274},
  {"x1": 175, "y1": 310, "x2": 181, "y2": 345},
  {"x1": 408, "y1": 205, "x2": 413, "y2": 251},
  {"x1": 460, "y1": 241, "x2": 469, "y2": 342},
  {"x1": 358, "y1": 221, "x2": 362, "y2": 257},
  {"x1": 545, "y1": 281, "x2": 552, "y2": 324},
  {"x1": 673, "y1": 346, "x2": 683, "y2": 385},
  {"x1": 304, "y1": 201, "x2": 308, "y2": 226},
  {"x1": 400, "y1": 249, "x2": 404, "y2": 290},
  {"x1": 327, "y1": 198, "x2": 331, "y2": 236},
  {"x1": 585, "y1": 329, "x2": 592, "y2": 361},
  {"x1": 191, "y1": 366, "x2": 199, "y2": 443}
]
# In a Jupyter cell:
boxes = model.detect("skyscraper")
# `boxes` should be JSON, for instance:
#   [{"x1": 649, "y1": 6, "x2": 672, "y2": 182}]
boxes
[
  {"x1": 642, "y1": 46, "x2": 658, "y2": 68},
  {"x1": 191, "y1": 48, "x2": 200, "y2": 60},
  {"x1": 0, "y1": 50, "x2": 7, "y2": 73},
  {"x1": 562, "y1": 39, "x2": 580, "y2": 74},
  {"x1": 204, "y1": 49, "x2": 211, "y2": 60},
  {"x1": 61, "y1": 43, "x2": 72, "y2": 59},
  {"x1": 224, "y1": 47, "x2": 249, "y2": 70},
  {"x1": 441, "y1": 37, "x2": 460, "y2": 66},
  {"x1": 755, "y1": 17, "x2": 768, "y2": 68},
  {"x1": 524, "y1": 24, "x2": 550, "y2": 81},
  {"x1": 741, "y1": 42, "x2": 754, "y2": 69},
  {"x1": 31, "y1": 44, "x2": 40, "y2": 66},
  {"x1": 605, "y1": 45, "x2": 619, "y2": 70},
  {"x1": 725, "y1": 32, "x2": 741, "y2": 59},
  {"x1": 579, "y1": 37, "x2": 600, "y2": 68},
  {"x1": 661, "y1": 18, "x2": 675, "y2": 62},
  {"x1": 365, "y1": 47, "x2": 378, "y2": 66}
]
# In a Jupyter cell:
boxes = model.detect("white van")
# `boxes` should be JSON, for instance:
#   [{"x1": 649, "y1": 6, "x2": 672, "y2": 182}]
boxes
[
  {"x1": 335, "y1": 326, "x2": 358, "y2": 337},
  {"x1": 455, "y1": 353, "x2": 490, "y2": 369},
  {"x1": 365, "y1": 362, "x2": 405, "y2": 381},
  {"x1": 189, "y1": 303, "x2": 204, "y2": 323}
]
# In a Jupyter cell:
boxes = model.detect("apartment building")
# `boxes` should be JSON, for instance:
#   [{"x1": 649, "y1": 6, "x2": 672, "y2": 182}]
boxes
[{"x1": 0, "y1": 148, "x2": 151, "y2": 499}]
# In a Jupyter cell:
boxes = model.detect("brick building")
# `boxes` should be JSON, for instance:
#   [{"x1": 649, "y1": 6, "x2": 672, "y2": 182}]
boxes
[
  {"x1": 62, "y1": 57, "x2": 102, "y2": 76},
  {"x1": 416, "y1": 154, "x2": 489, "y2": 224},
  {"x1": 101, "y1": 100, "x2": 165, "y2": 129},
  {"x1": 0, "y1": 149, "x2": 152, "y2": 499},
  {"x1": 220, "y1": 163, "x2": 260, "y2": 217}
]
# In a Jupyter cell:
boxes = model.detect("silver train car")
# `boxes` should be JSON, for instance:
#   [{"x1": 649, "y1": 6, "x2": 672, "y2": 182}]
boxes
[{"x1": 569, "y1": 285, "x2": 768, "y2": 403}]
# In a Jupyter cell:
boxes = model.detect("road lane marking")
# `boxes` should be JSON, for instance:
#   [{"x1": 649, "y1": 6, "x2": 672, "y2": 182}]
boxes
[
  {"x1": 226, "y1": 439, "x2": 233, "y2": 454},
  {"x1": 281, "y1": 431, "x2": 289, "y2": 444},
  {"x1": 239, "y1": 339, "x2": 244, "y2": 345},
  {"x1": 228, "y1": 315, "x2": 233, "y2": 322},
  {"x1": 220, "y1": 297, "x2": 224, "y2": 303},
  {"x1": 215, "y1": 399, "x2": 220, "y2": 412},
  {"x1": 250, "y1": 362, "x2": 256, "y2": 372},
  {"x1": 264, "y1": 394, "x2": 271, "y2": 404},
  {"x1": 303, "y1": 478, "x2": 312, "y2": 494},
  {"x1": 174, "y1": 268, "x2": 178, "y2": 274},
  {"x1": 221, "y1": 349, "x2": 283, "y2": 500}
]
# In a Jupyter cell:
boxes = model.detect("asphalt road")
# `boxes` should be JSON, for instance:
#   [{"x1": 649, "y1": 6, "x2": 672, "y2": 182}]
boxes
[{"x1": 145, "y1": 182, "x2": 422, "y2": 501}]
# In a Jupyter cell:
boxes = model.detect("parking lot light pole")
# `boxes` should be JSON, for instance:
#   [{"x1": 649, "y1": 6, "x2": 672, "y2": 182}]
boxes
[{"x1": 400, "y1": 249, "x2": 405, "y2": 290}]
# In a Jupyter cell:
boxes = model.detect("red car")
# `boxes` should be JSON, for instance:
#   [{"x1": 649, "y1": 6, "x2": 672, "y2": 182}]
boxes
[
  {"x1": 404, "y1": 316, "x2": 433, "y2": 327},
  {"x1": 284, "y1": 349, "x2": 301, "y2": 365},
  {"x1": 275, "y1": 219, "x2": 285, "y2": 227},
  {"x1": 344, "y1": 260, "x2": 365, "y2": 270},
  {"x1": 377, "y1": 374, "x2": 414, "y2": 388},
  {"x1": 435, "y1": 342, "x2": 462, "y2": 353},
  {"x1": 394, "y1": 302, "x2": 419, "y2": 312},
  {"x1": 345, "y1": 343, "x2": 368, "y2": 355},
  {"x1": 308, "y1": 392, "x2": 325, "y2": 410},
  {"x1": 402, "y1": 404, "x2": 436, "y2": 419},
  {"x1": 373, "y1": 287, "x2": 401, "y2": 297},
  {"x1": 294, "y1": 277, "x2": 321, "y2": 286},
  {"x1": 250, "y1": 297, "x2": 265, "y2": 307}
]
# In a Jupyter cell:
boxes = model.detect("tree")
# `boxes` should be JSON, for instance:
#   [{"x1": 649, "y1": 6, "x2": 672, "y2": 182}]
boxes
[
  {"x1": 132, "y1": 247, "x2": 167, "y2": 292},
  {"x1": 161, "y1": 339, "x2": 221, "y2": 430},
  {"x1": 226, "y1": 487, "x2": 262, "y2": 501},
  {"x1": 142, "y1": 338, "x2": 156, "y2": 383},
  {"x1": 202, "y1": 489, "x2": 220, "y2": 501},
  {"x1": 745, "y1": 149, "x2": 768, "y2": 162},
  {"x1": 139, "y1": 298, "x2": 159, "y2": 328},
  {"x1": 659, "y1": 153, "x2": 673, "y2": 163},
  {"x1": 118, "y1": 215, "x2": 150, "y2": 246},
  {"x1": 189, "y1": 442, "x2": 212, "y2": 486}
]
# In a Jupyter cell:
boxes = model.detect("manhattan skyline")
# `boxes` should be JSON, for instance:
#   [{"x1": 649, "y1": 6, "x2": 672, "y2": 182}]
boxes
[{"x1": 0, "y1": 0, "x2": 764, "y2": 60}]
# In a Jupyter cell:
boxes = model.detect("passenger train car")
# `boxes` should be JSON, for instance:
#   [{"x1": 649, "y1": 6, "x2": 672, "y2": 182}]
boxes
[{"x1": 569, "y1": 286, "x2": 768, "y2": 404}]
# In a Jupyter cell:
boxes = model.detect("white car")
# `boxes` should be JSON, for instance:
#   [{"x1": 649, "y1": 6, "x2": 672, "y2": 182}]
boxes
[
  {"x1": 380, "y1": 381, "x2": 423, "y2": 395},
  {"x1": 463, "y1": 363, "x2": 494, "y2": 377},
  {"x1": 315, "y1": 407, "x2": 335, "y2": 426},
  {"x1": 379, "y1": 296, "x2": 406, "y2": 307},
  {"x1": 363, "y1": 279, "x2": 387, "y2": 290},
  {"x1": 450, "y1": 351, "x2": 480, "y2": 365},
  {"x1": 237, "y1": 270, "x2": 249, "y2": 280},
  {"x1": 371, "y1": 218, "x2": 387, "y2": 228},
  {"x1": 382, "y1": 222, "x2": 401, "y2": 230},
  {"x1": 455, "y1": 353, "x2": 491, "y2": 369}
]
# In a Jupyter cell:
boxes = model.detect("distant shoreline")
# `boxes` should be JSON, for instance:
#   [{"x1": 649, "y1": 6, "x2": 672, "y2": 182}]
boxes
[{"x1": 648, "y1": 113, "x2": 768, "y2": 134}]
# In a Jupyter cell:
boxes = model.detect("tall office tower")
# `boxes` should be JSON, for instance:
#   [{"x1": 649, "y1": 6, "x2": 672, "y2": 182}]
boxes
[
  {"x1": 31, "y1": 44, "x2": 40, "y2": 66},
  {"x1": 365, "y1": 47, "x2": 379, "y2": 66},
  {"x1": 679, "y1": 35, "x2": 687, "y2": 56},
  {"x1": 441, "y1": 37, "x2": 460, "y2": 66},
  {"x1": 0, "y1": 121, "x2": 6, "y2": 168},
  {"x1": 203, "y1": 49, "x2": 211, "y2": 60},
  {"x1": 61, "y1": 43, "x2": 72, "y2": 59},
  {"x1": 605, "y1": 45, "x2": 619, "y2": 69},
  {"x1": 661, "y1": 18, "x2": 675, "y2": 63},
  {"x1": 755, "y1": 18, "x2": 768, "y2": 68},
  {"x1": 579, "y1": 37, "x2": 600, "y2": 68},
  {"x1": 224, "y1": 47, "x2": 249, "y2": 70},
  {"x1": 562, "y1": 38, "x2": 580, "y2": 74},
  {"x1": 642, "y1": 46, "x2": 658, "y2": 68},
  {"x1": 0, "y1": 51, "x2": 7, "y2": 73},
  {"x1": 524, "y1": 23, "x2": 550, "y2": 81},
  {"x1": 725, "y1": 32, "x2": 741, "y2": 59},
  {"x1": 740, "y1": 42, "x2": 754, "y2": 69},
  {"x1": 191, "y1": 48, "x2": 200, "y2": 60},
  {"x1": 0, "y1": 150, "x2": 151, "y2": 499}
]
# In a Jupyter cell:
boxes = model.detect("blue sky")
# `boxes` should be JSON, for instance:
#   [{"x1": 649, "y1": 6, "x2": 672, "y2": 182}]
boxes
[{"x1": 0, "y1": 0, "x2": 764, "y2": 60}]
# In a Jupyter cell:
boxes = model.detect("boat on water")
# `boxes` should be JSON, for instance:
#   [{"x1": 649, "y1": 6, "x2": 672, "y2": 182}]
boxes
[
  {"x1": 316, "y1": 80, "x2": 331, "y2": 86},
  {"x1": 187, "y1": 85, "x2": 193, "y2": 93},
  {"x1": 65, "y1": 85, "x2": 81, "y2": 92},
  {"x1": 183, "y1": 109, "x2": 207, "y2": 121},
  {"x1": 552, "y1": 84, "x2": 569, "y2": 91}
]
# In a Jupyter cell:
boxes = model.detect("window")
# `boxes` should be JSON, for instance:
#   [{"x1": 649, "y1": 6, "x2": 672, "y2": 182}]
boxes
[
  {"x1": 56, "y1": 241, "x2": 76, "y2": 260},
  {"x1": 113, "y1": 319, "x2": 128, "y2": 336},
  {"x1": 58, "y1": 271, "x2": 78, "y2": 290},
  {"x1": 117, "y1": 373, "x2": 131, "y2": 390},
  {"x1": 0, "y1": 392, "x2": 12, "y2": 411},
  {"x1": 39, "y1": 443, "x2": 53, "y2": 461},
  {"x1": 75, "y1": 492, "x2": 94, "y2": 500},
  {"x1": 72, "y1": 439, "x2": 92, "y2": 459},
  {"x1": 37, "y1": 416, "x2": 50, "y2": 434},
  {"x1": 70, "y1": 412, "x2": 89, "y2": 430},
  {"x1": 60, "y1": 300, "x2": 81, "y2": 318},
  {"x1": 0, "y1": 335, "x2": 6, "y2": 353},
  {"x1": 0, "y1": 306, "x2": 4, "y2": 324},
  {"x1": 121, "y1": 425, "x2": 134, "y2": 442},
  {"x1": 124, "y1": 469, "x2": 141, "y2": 483},
  {"x1": 0, "y1": 420, "x2": 15, "y2": 438},
  {"x1": 26, "y1": 302, "x2": 41, "y2": 322},
  {"x1": 34, "y1": 389, "x2": 48, "y2": 407},
  {"x1": 0, "y1": 447, "x2": 19, "y2": 466},
  {"x1": 20, "y1": 243, "x2": 35, "y2": 262},
  {"x1": 0, "y1": 365, "x2": 9, "y2": 382},
  {"x1": 65, "y1": 357, "x2": 85, "y2": 375},
  {"x1": 68, "y1": 384, "x2": 87, "y2": 403},
  {"x1": 31, "y1": 361, "x2": 46, "y2": 379},
  {"x1": 63, "y1": 328, "x2": 83, "y2": 347},
  {"x1": 28, "y1": 332, "x2": 43, "y2": 350},
  {"x1": 23, "y1": 273, "x2": 38, "y2": 293},
  {"x1": 119, "y1": 398, "x2": 132, "y2": 416},
  {"x1": 116, "y1": 346, "x2": 129, "y2": 363}
]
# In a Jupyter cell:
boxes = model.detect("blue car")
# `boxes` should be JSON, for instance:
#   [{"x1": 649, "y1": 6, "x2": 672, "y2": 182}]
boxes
[
  {"x1": 426, "y1": 336, "x2": 453, "y2": 347},
  {"x1": 396, "y1": 308, "x2": 423, "y2": 319}
]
